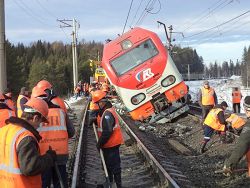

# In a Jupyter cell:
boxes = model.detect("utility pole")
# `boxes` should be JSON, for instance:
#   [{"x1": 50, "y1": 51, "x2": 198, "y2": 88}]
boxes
[
  {"x1": 57, "y1": 19, "x2": 79, "y2": 89},
  {"x1": 187, "y1": 64, "x2": 190, "y2": 81},
  {"x1": 0, "y1": 0, "x2": 6, "y2": 92}
]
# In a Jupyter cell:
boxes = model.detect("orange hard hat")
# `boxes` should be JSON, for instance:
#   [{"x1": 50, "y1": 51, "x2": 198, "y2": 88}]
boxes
[
  {"x1": 0, "y1": 93, "x2": 5, "y2": 100},
  {"x1": 37, "y1": 80, "x2": 52, "y2": 90},
  {"x1": 24, "y1": 98, "x2": 49, "y2": 123},
  {"x1": 92, "y1": 90, "x2": 107, "y2": 103},
  {"x1": 31, "y1": 86, "x2": 47, "y2": 98}
]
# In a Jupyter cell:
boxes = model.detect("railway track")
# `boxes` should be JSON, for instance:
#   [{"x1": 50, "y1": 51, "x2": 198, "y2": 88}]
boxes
[{"x1": 69, "y1": 99, "x2": 193, "y2": 188}]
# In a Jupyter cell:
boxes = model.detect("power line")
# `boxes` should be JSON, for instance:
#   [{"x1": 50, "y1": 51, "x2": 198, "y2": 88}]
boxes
[
  {"x1": 35, "y1": 0, "x2": 58, "y2": 19},
  {"x1": 129, "y1": 0, "x2": 144, "y2": 28},
  {"x1": 122, "y1": 0, "x2": 134, "y2": 34},
  {"x1": 181, "y1": 0, "x2": 232, "y2": 32},
  {"x1": 185, "y1": 10, "x2": 250, "y2": 39}
]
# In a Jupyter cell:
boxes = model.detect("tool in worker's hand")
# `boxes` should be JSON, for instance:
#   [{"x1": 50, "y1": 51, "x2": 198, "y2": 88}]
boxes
[
  {"x1": 215, "y1": 168, "x2": 248, "y2": 176},
  {"x1": 49, "y1": 146, "x2": 65, "y2": 188},
  {"x1": 92, "y1": 123, "x2": 111, "y2": 188}
]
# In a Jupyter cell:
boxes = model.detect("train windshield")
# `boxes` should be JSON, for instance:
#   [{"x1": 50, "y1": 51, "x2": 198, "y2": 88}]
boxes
[{"x1": 111, "y1": 39, "x2": 158, "y2": 76}]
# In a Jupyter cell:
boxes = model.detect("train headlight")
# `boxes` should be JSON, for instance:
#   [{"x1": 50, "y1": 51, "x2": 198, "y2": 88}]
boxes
[
  {"x1": 121, "y1": 39, "x2": 133, "y2": 50},
  {"x1": 131, "y1": 93, "x2": 146, "y2": 105},
  {"x1": 161, "y1": 75, "x2": 176, "y2": 87}
]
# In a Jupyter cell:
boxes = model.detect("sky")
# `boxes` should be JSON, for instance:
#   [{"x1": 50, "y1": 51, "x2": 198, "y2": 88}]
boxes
[{"x1": 4, "y1": 0, "x2": 250, "y2": 65}]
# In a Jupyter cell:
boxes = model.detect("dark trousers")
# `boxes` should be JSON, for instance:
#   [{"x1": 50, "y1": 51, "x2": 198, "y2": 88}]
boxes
[
  {"x1": 202, "y1": 105, "x2": 213, "y2": 123},
  {"x1": 103, "y1": 146, "x2": 122, "y2": 188},
  {"x1": 233, "y1": 103, "x2": 241, "y2": 113},
  {"x1": 42, "y1": 164, "x2": 68, "y2": 188},
  {"x1": 88, "y1": 110, "x2": 98, "y2": 126}
]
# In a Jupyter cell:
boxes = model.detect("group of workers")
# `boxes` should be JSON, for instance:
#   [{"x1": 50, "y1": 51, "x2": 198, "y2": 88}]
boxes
[
  {"x1": 0, "y1": 80, "x2": 75, "y2": 188},
  {"x1": 197, "y1": 80, "x2": 250, "y2": 176}
]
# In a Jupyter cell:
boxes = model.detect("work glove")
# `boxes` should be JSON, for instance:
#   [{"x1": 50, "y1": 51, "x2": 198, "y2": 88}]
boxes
[
  {"x1": 222, "y1": 165, "x2": 232, "y2": 177},
  {"x1": 47, "y1": 146, "x2": 57, "y2": 162}
]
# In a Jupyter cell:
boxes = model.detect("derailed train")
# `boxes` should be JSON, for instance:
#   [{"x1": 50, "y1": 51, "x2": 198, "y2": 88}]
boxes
[{"x1": 101, "y1": 27, "x2": 189, "y2": 123}]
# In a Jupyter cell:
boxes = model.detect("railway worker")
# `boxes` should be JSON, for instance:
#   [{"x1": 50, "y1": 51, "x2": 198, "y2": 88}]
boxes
[
  {"x1": 232, "y1": 87, "x2": 242, "y2": 113},
  {"x1": 0, "y1": 97, "x2": 57, "y2": 188},
  {"x1": 31, "y1": 86, "x2": 75, "y2": 188},
  {"x1": 0, "y1": 92, "x2": 16, "y2": 128},
  {"x1": 16, "y1": 87, "x2": 30, "y2": 118},
  {"x1": 36, "y1": 79, "x2": 68, "y2": 114},
  {"x1": 186, "y1": 85, "x2": 192, "y2": 104},
  {"x1": 198, "y1": 80, "x2": 218, "y2": 125},
  {"x1": 3, "y1": 88, "x2": 15, "y2": 111},
  {"x1": 225, "y1": 113, "x2": 246, "y2": 135},
  {"x1": 200, "y1": 101, "x2": 228, "y2": 153},
  {"x1": 92, "y1": 90, "x2": 124, "y2": 188},
  {"x1": 223, "y1": 96, "x2": 250, "y2": 177}
]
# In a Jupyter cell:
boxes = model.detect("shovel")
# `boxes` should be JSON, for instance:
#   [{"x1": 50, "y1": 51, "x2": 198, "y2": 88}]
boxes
[
  {"x1": 49, "y1": 146, "x2": 65, "y2": 188},
  {"x1": 215, "y1": 168, "x2": 248, "y2": 175},
  {"x1": 92, "y1": 123, "x2": 112, "y2": 188}
]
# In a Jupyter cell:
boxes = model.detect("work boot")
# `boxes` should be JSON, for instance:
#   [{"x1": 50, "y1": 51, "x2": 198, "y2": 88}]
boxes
[{"x1": 199, "y1": 143, "x2": 207, "y2": 154}]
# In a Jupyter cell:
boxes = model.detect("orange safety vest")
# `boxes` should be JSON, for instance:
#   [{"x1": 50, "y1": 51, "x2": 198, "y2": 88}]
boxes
[
  {"x1": 204, "y1": 108, "x2": 226, "y2": 131},
  {"x1": 16, "y1": 95, "x2": 29, "y2": 118},
  {"x1": 97, "y1": 107, "x2": 124, "y2": 148},
  {"x1": 0, "y1": 124, "x2": 41, "y2": 188},
  {"x1": 201, "y1": 87, "x2": 215, "y2": 106},
  {"x1": 232, "y1": 91, "x2": 242, "y2": 104},
  {"x1": 5, "y1": 99, "x2": 15, "y2": 111},
  {"x1": 38, "y1": 108, "x2": 68, "y2": 155},
  {"x1": 51, "y1": 96, "x2": 67, "y2": 114},
  {"x1": 226, "y1": 114, "x2": 246, "y2": 129},
  {"x1": 0, "y1": 108, "x2": 15, "y2": 128}
]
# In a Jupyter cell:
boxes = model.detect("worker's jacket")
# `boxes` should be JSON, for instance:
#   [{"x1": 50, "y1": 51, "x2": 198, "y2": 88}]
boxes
[
  {"x1": 5, "y1": 97, "x2": 15, "y2": 111},
  {"x1": 0, "y1": 103, "x2": 15, "y2": 128},
  {"x1": 38, "y1": 108, "x2": 68, "y2": 155},
  {"x1": 89, "y1": 101, "x2": 99, "y2": 111},
  {"x1": 204, "y1": 108, "x2": 226, "y2": 131},
  {"x1": 226, "y1": 114, "x2": 246, "y2": 129},
  {"x1": 51, "y1": 96, "x2": 67, "y2": 114},
  {"x1": 0, "y1": 124, "x2": 41, "y2": 188},
  {"x1": 97, "y1": 107, "x2": 123, "y2": 148},
  {"x1": 201, "y1": 87, "x2": 215, "y2": 106},
  {"x1": 232, "y1": 91, "x2": 242, "y2": 104},
  {"x1": 16, "y1": 95, "x2": 29, "y2": 118}
]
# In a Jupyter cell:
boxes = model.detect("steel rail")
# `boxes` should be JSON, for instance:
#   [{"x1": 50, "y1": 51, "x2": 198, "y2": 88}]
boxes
[
  {"x1": 71, "y1": 101, "x2": 89, "y2": 188},
  {"x1": 116, "y1": 111, "x2": 180, "y2": 188}
]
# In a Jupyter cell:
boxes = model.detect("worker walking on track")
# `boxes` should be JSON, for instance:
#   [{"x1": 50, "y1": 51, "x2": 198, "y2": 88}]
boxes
[
  {"x1": 16, "y1": 87, "x2": 30, "y2": 118},
  {"x1": 31, "y1": 86, "x2": 75, "y2": 188},
  {"x1": 0, "y1": 97, "x2": 57, "y2": 188},
  {"x1": 200, "y1": 101, "x2": 228, "y2": 153},
  {"x1": 92, "y1": 90, "x2": 124, "y2": 188},
  {"x1": 0, "y1": 93, "x2": 15, "y2": 128},
  {"x1": 232, "y1": 87, "x2": 242, "y2": 113},
  {"x1": 223, "y1": 96, "x2": 250, "y2": 177},
  {"x1": 198, "y1": 80, "x2": 218, "y2": 126}
]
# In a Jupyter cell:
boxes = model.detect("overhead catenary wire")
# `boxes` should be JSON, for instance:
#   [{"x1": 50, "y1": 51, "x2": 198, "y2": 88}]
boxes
[
  {"x1": 184, "y1": 10, "x2": 250, "y2": 39},
  {"x1": 129, "y1": 0, "x2": 144, "y2": 28},
  {"x1": 122, "y1": 0, "x2": 134, "y2": 35},
  {"x1": 181, "y1": 0, "x2": 233, "y2": 32}
]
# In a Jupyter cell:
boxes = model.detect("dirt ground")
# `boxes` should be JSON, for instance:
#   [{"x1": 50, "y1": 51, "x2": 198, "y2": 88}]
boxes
[{"x1": 137, "y1": 114, "x2": 250, "y2": 188}]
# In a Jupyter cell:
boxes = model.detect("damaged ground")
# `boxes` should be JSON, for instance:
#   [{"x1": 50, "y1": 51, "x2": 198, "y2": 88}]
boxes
[{"x1": 130, "y1": 113, "x2": 250, "y2": 188}]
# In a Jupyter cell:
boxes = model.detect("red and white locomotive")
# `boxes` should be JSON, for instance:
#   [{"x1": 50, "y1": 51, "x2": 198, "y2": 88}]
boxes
[{"x1": 101, "y1": 27, "x2": 189, "y2": 123}]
